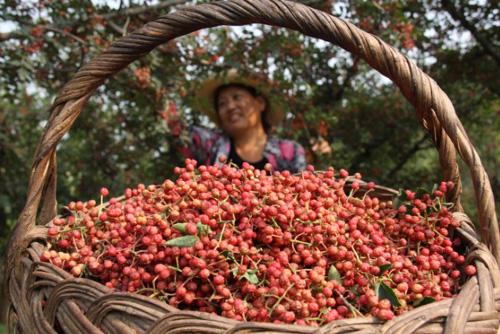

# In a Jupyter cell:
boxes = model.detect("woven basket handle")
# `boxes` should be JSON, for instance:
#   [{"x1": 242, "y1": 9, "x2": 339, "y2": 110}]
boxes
[{"x1": 8, "y1": 0, "x2": 499, "y2": 266}]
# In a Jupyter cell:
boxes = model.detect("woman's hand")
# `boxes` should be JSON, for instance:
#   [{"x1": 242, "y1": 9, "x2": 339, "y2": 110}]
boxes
[
  {"x1": 311, "y1": 136, "x2": 332, "y2": 155},
  {"x1": 160, "y1": 101, "x2": 182, "y2": 136},
  {"x1": 167, "y1": 115, "x2": 182, "y2": 136}
]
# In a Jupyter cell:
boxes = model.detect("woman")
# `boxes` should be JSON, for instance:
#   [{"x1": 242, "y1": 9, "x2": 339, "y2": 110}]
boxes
[{"x1": 169, "y1": 69, "x2": 306, "y2": 173}]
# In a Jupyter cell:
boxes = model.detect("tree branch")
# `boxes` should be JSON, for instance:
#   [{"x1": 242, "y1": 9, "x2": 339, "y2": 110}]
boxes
[
  {"x1": 313, "y1": 53, "x2": 360, "y2": 108},
  {"x1": 348, "y1": 130, "x2": 393, "y2": 172},
  {"x1": 441, "y1": 0, "x2": 500, "y2": 66},
  {"x1": 43, "y1": 25, "x2": 88, "y2": 45},
  {"x1": 1, "y1": 23, "x2": 87, "y2": 44},
  {"x1": 0, "y1": 31, "x2": 23, "y2": 42},
  {"x1": 334, "y1": 56, "x2": 360, "y2": 101},
  {"x1": 107, "y1": 20, "x2": 126, "y2": 35},
  {"x1": 385, "y1": 134, "x2": 430, "y2": 178},
  {"x1": 0, "y1": 0, "x2": 191, "y2": 43},
  {"x1": 100, "y1": 0, "x2": 192, "y2": 20}
]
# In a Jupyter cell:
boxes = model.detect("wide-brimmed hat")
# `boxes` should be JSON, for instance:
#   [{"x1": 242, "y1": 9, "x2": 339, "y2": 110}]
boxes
[{"x1": 194, "y1": 69, "x2": 286, "y2": 128}]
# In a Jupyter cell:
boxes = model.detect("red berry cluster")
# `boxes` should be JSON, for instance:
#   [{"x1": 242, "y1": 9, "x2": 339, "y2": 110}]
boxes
[{"x1": 42, "y1": 160, "x2": 475, "y2": 326}]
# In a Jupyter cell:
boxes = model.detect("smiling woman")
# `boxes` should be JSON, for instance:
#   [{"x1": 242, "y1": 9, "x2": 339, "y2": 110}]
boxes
[
  {"x1": 168, "y1": 69, "x2": 307, "y2": 172},
  {"x1": 216, "y1": 85, "x2": 268, "y2": 167}
]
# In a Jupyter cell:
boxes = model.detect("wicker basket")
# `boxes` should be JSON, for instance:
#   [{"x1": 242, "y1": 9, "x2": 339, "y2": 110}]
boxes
[{"x1": 6, "y1": 0, "x2": 500, "y2": 333}]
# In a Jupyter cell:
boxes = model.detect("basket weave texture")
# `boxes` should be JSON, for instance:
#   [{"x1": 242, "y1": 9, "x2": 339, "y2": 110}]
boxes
[{"x1": 6, "y1": 0, "x2": 500, "y2": 333}]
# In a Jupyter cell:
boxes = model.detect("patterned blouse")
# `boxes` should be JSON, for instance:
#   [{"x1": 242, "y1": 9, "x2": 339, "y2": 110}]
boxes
[{"x1": 175, "y1": 125, "x2": 306, "y2": 173}]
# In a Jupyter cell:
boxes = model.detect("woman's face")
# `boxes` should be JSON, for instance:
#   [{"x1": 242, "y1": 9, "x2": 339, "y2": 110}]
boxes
[{"x1": 216, "y1": 86, "x2": 266, "y2": 135}]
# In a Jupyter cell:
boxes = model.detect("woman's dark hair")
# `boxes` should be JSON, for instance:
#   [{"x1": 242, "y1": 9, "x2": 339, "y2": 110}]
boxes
[{"x1": 213, "y1": 83, "x2": 271, "y2": 133}]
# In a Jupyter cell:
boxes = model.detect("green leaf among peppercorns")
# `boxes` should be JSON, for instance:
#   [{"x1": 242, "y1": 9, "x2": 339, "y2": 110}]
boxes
[
  {"x1": 413, "y1": 296, "x2": 435, "y2": 307},
  {"x1": 328, "y1": 265, "x2": 342, "y2": 283},
  {"x1": 376, "y1": 282, "x2": 401, "y2": 307},
  {"x1": 240, "y1": 269, "x2": 259, "y2": 284},
  {"x1": 164, "y1": 235, "x2": 197, "y2": 247}
]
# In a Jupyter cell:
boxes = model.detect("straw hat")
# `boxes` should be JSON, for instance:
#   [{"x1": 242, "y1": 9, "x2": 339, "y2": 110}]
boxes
[{"x1": 194, "y1": 69, "x2": 285, "y2": 128}]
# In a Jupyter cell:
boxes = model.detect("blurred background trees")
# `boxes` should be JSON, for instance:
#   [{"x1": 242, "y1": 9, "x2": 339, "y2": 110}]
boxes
[{"x1": 0, "y1": 0, "x2": 498, "y2": 255}]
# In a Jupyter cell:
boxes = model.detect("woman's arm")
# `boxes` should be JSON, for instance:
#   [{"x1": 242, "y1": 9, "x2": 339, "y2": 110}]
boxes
[
  {"x1": 166, "y1": 113, "x2": 221, "y2": 166},
  {"x1": 287, "y1": 141, "x2": 307, "y2": 173}
]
